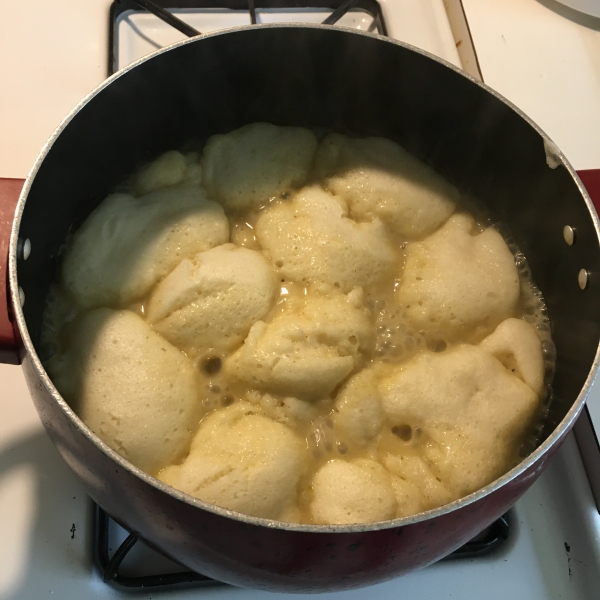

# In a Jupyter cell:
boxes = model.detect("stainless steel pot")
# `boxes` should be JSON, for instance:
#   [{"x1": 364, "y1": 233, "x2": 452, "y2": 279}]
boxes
[{"x1": 2, "y1": 24, "x2": 600, "y2": 592}]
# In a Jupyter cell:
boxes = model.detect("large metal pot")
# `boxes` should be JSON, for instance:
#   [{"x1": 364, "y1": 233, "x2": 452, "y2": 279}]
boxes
[{"x1": 2, "y1": 24, "x2": 600, "y2": 592}]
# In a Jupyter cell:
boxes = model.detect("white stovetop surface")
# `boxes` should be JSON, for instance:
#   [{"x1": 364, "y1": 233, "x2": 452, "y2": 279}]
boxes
[{"x1": 2, "y1": 1, "x2": 600, "y2": 598}]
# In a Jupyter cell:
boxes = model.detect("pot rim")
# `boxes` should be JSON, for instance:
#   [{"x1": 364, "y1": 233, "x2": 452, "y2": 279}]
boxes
[{"x1": 9, "y1": 22, "x2": 600, "y2": 534}]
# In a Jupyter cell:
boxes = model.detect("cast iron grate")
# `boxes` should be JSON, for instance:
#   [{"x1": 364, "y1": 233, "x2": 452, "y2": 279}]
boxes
[
  {"x1": 108, "y1": 0, "x2": 388, "y2": 75},
  {"x1": 95, "y1": 504, "x2": 510, "y2": 591}
]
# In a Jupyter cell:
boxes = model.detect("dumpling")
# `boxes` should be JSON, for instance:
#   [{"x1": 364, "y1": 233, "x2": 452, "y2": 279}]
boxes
[
  {"x1": 332, "y1": 368, "x2": 385, "y2": 447},
  {"x1": 397, "y1": 214, "x2": 520, "y2": 339},
  {"x1": 256, "y1": 185, "x2": 397, "y2": 292},
  {"x1": 480, "y1": 317, "x2": 545, "y2": 395},
  {"x1": 378, "y1": 344, "x2": 540, "y2": 496},
  {"x1": 147, "y1": 244, "x2": 277, "y2": 357},
  {"x1": 245, "y1": 391, "x2": 319, "y2": 432},
  {"x1": 315, "y1": 133, "x2": 457, "y2": 239},
  {"x1": 158, "y1": 402, "x2": 306, "y2": 520},
  {"x1": 202, "y1": 122, "x2": 317, "y2": 212},
  {"x1": 225, "y1": 286, "x2": 374, "y2": 401},
  {"x1": 132, "y1": 150, "x2": 202, "y2": 196},
  {"x1": 46, "y1": 309, "x2": 201, "y2": 475},
  {"x1": 62, "y1": 185, "x2": 229, "y2": 308},
  {"x1": 384, "y1": 454, "x2": 455, "y2": 515},
  {"x1": 310, "y1": 459, "x2": 397, "y2": 525}
]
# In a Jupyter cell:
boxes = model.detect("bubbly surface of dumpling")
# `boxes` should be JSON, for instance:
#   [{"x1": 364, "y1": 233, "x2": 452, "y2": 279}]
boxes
[
  {"x1": 202, "y1": 122, "x2": 317, "y2": 212},
  {"x1": 47, "y1": 309, "x2": 201, "y2": 475},
  {"x1": 226, "y1": 286, "x2": 373, "y2": 400},
  {"x1": 310, "y1": 459, "x2": 397, "y2": 524},
  {"x1": 379, "y1": 344, "x2": 539, "y2": 495},
  {"x1": 147, "y1": 244, "x2": 277, "y2": 357},
  {"x1": 388, "y1": 474, "x2": 427, "y2": 518},
  {"x1": 256, "y1": 185, "x2": 397, "y2": 292},
  {"x1": 384, "y1": 454, "x2": 454, "y2": 515},
  {"x1": 62, "y1": 186, "x2": 229, "y2": 308},
  {"x1": 333, "y1": 368, "x2": 384, "y2": 447},
  {"x1": 316, "y1": 133, "x2": 457, "y2": 239},
  {"x1": 397, "y1": 214, "x2": 519, "y2": 339},
  {"x1": 245, "y1": 391, "x2": 319, "y2": 432},
  {"x1": 158, "y1": 402, "x2": 306, "y2": 520},
  {"x1": 480, "y1": 317, "x2": 545, "y2": 395},
  {"x1": 132, "y1": 150, "x2": 202, "y2": 196}
]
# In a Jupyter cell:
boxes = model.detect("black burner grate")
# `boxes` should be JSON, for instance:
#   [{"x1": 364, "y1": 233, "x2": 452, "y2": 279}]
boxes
[
  {"x1": 108, "y1": 0, "x2": 388, "y2": 75},
  {"x1": 95, "y1": 505, "x2": 510, "y2": 592},
  {"x1": 96, "y1": 506, "x2": 223, "y2": 590}
]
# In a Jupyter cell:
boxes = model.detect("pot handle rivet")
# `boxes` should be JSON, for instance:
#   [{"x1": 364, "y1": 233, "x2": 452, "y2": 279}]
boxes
[
  {"x1": 17, "y1": 238, "x2": 31, "y2": 260},
  {"x1": 18, "y1": 287, "x2": 25, "y2": 307},
  {"x1": 578, "y1": 269, "x2": 589, "y2": 290},
  {"x1": 563, "y1": 226, "x2": 576, "y2": 246}
]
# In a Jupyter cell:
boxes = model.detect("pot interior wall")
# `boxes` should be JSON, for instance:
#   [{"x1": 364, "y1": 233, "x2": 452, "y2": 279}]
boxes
[{"x1": 16, "y1": 26, "x2": 600, "y2": 446}]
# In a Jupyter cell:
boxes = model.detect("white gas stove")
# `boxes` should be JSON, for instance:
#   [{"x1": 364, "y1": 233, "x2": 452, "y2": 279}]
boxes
[{"x1": 2, "y1": 1, "x2": 600, "y2": 598}]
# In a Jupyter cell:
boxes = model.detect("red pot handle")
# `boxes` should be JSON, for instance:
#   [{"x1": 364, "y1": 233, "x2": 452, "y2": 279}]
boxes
[
  {"x1": 578, "y1": 170, "x2": 600, "y2": 215},
  {"x1": 1, "y1": 178, "x2": 24, "y2": 365},
  {"x1": 0, "y1": 170, "x2": 599, "y2": 367}
]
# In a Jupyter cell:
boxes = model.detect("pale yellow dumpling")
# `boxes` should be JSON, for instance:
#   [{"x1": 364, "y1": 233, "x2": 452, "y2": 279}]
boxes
[
  {"x1": 384, "y1": 454, "x2": 455, "y2": 516},
  {"x1": 256, "y1": 185, "x2": 397, "y2": 292},
  {"x1": 147, "y1": 244, "x2": 277, "y2": 357},
  {"x1": 310, "y1": 459, "x2": 397, "y2": 525},
  {"x1": 244, "y1": 391, "x2": 319, "y2": 433},
  {"x1": 316, "y1": 134, "x2": 457, "y2": 240},
  {"x1": 46, "y1": 309, "x2": 201, "y2": 475},
  {"x1": 61, "y1": 185, "x2": 229, "y2": 308},
  {"x1": 480, "y1": 317, "x2": 545, "y2": 395},
  {"x1": 332, "y1": 368, "x2": 385, "y2": 447},
  {"x1": 379, "y1": 343, "x2": 540, "y2": 496},
  {"x1": 132, "y1": 150, "x2": 202, "y2": 196},
  {"x1": 202, "y1": 122, "x2": 317, "y2": 212},
  {"x1": 388, "y1": 475, "x2": 428, "y2": 519},
  {"x1": 225, "y1": 286, "x2": 373, "y2": 401},
  {"x1": 398, "y1": 214, "x2": 520, "y2": 339},
  {"x1": 158, "y1": 403, "x2": 306, "y2": 520}
]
